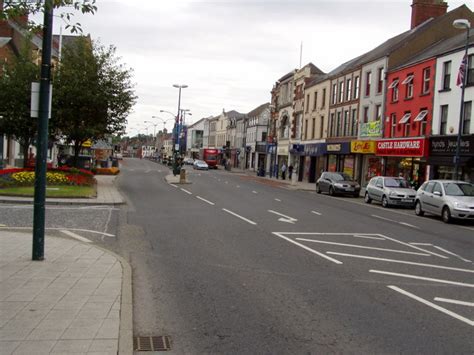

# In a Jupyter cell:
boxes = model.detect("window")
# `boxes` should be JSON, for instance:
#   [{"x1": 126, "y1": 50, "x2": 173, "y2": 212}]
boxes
[
  {"x1": 422, "y1": 67, "x2": 431, "y2": 94},
  {"x1": 346, "y1": 78, "x2": 352, "y2": 101},
  {"x1": 403, "y1": 74, "x2": 414, "y2": 98},
  {"x1": 433, "y1": 183, "x2": 443, "y2": 195},
  {"x1": 351, "y1": 109, "x2": 358, "y2": 136},
  {"x1": 336, "y1": 111, "x2": 342, "y2": 136},
  {"x1": 329, "y1": 113, "x2": 335, "y2": 137},
  {"x1": 338, "y1": 81, "x2": 344, "y2": 103},
  {"x1": 343, "y1": 110, "x2": 350, "y2": 136},
  {"x1": 390, "y1": 79, "x2": 399, "y2": 101},
  {"x1": 313, "y1": 91, "x2": 318, "y2": 110},
  {"x1": 399, "y1": 112, "x2": 411, "y2": 124},
  {"x1": 353, "y1": 76, "x2": 360, "y2": 99},
  {"x1": 306, "y1": 94, "x2": 310, "y2": 112},
  {"x1": 390, "y1": 113, "x2": 397, "y2": 137},
  {"x1": 332, "y1": 83, "x2": 337, "y2": 105},
  {"x1": 377, "y1": 67, "x2": 384, "y2": 93},
  {"x1": 440, "y1": 105, "x2": 448, "y2": 135},
  {"x1": 468, "y1": 54, "x2": 474, "y2": 86},
  {"x1": 404, "y1": 121, "x2": 410, "y2": 136},
  {"x1": 365, "y1": 71, "x2": 372, "y2": 96},
  {"x1": 312, "y1": 117, "x2": 316, "y2": 139},
  {"x1": 322, "y1": 88, "x2": 326, "y2": 107},
  {"x1": 420, "y1": 116, "x2": 428, "y2": 136},
  {"x1": 375, "y1": 104, "x2": 382, "y2": 121},
  {"x1": 463, "y1": 101, "x2": 471, "y2": 134},
  {"x1": 304, "y1": 119, "x2": 308, "y2": 140},
  {"x1": 414, "y1": 109, "x2": 428, "y2": 122},
  {"x1": 442, "y1": 61, "x2": 451, "y2": 90},
  {"x1": 320, "y1": 116, "x2": 324, "y2": 138},
  {"x1": 363, "y1": 106, "x2": 369, "y2": 123}
]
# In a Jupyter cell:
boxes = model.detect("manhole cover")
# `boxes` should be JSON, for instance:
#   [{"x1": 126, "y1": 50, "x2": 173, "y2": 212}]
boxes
[{"x1": 133, "y1": 336, "x2": 172, "y2": 351}]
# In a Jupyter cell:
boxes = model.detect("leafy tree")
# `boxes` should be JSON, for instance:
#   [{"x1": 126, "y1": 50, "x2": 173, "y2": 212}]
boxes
[
  {"x1": 0, "y1": 41, "x2": 40, "y2": 168},
  {"x1": 51, "y1": 36, "x2": 136, "y2": 166}
]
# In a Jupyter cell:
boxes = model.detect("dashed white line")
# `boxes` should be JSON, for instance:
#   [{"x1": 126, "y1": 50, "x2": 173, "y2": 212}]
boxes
[
  {"x1": 432, "y1": 246, "x2": 472, "y2": 263},
  {"x1": 296, "y1": 239, "x2": 429, "y2": 256},
  {"x1": 222, "y1": 209, "x2": 257, "y2": 225},
  {"x1": 225, "y1": 181, "x2": 229, "y2": 184},
  {"x1": 268, "y1": 210, "x2": 297, "y2": 222},
  {"x1": 372, "y1": 214, "x2": 397, "y2": 223},
  {"x1": 434, "y1": 297, "x2": 474, "y2": 307},
  {"x1": 370, "y1": 269, "x2": 474, "y2": 288},
  {"x1": 399, "y1": 222, "x2": 419, "y2": 229},
  {"x1": 272, "y1": 232, "x2": 342, "y2": 265},
  {"x1": 169, "y1": 184, "x2": 178, "y2": 188},
  {"x1": 311, "y1": 210, "x2": 322, "y2": 216},
  {"x1": 388, "y1": 286, "x2": 474, "y2": 326},
  {"x1": 180, "y1": 188, "x2": 192, "y2": 195},
  {"x1": 252, "y1": 190, "x2": 258, "y2": 194},
  {"x1": 353, "y1": 234, "x2": 385, "y2": 240},
  {"x1": 60, "y1": 230, "x2": 92, "y2": 243},
  {"x1": 275, "y1": 198, "x2": 281, "y2": 202},
  {"x1": 236, "y1": 185, "x2": 240, "y2": 188},
  {"x1": 326, "y1": 252, "x2": 474, "y2": 273},
  {"x1": 196, "y1": 196, "x2": 215, "y2": 205}
]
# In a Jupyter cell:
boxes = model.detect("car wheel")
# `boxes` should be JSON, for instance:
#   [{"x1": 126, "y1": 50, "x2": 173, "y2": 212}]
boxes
[
  {"x1": 316, "y1": 184, "x2": 322, "y2": 194},
  {"x1": 442, "y1": 206, "x2": 452, "y2": 223},
  {"x1": 329, "y1": 186, "x2": 335, "y2": 196},
  {"x1": 415, "y1": 201, "x2": 424, "y2": 216},
  {"x1": 382, "y1": 195, "x2": 389, "y2": 208},
  {"x1": 364, "y1": 192, "x2": 372, "y2": 204}
]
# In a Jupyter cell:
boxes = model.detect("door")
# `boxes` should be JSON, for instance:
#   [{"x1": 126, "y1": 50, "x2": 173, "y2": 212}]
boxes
[
  {"x1": 309, "y1": 157, "x2": 317, "y2": 183},
  {"x1": 419, "y1": 181, "x2": 436, "y2": 213},
  {"x1": 298, "y1": 156, "x2": 305, "y2": 181},
  {"x1": 430, "y1": 182, "x2": 445, "y2": 215},
  {"x1": 372, "y1": 177, "x2": 384, "y2": 202}
]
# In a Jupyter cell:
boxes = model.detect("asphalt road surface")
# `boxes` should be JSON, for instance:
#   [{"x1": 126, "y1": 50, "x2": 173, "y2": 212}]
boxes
[{"x1": 116, "y1": 158, "x2": 473, "y2": 354}]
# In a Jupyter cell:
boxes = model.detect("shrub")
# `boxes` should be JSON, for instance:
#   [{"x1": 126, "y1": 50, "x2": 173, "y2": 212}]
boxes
[{"x1": 95, "y1": 167, "x2": 120, "y2": 175}]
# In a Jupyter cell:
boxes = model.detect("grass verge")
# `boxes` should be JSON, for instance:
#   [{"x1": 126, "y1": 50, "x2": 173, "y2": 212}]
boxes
[{"x1": 0, "y1": 185, "x2": 96, "y2": 198}]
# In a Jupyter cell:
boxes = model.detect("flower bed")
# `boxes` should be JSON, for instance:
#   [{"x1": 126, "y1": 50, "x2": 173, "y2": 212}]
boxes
[
  {"x1": 0, "y1": 167, "x2": 96, "y2": 188},
  {"x1": 94, "y1": 167, "x2": 120, "y2": 175}
]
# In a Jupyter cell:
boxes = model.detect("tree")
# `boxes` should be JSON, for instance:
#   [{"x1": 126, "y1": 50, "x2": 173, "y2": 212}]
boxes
[
  {"x1": 51, "y1": 36, "x2": 136, "y2": 166},
  {"x1": 0, "y1": 41, "x2": 40, "y2": 168}
]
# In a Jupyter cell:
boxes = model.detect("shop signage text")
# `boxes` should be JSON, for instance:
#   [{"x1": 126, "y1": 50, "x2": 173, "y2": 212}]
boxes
[
  {"x1": 430, "y1": 135, "x2": 473, "y2": 155},
  {"x1": 376, "y1": 138, "x2": 426, "y2": 157},
  {"x1": 327, "y1": 144, "x2": 341, "y2": 152},
  {"x1": 351, "y1": 140, "x2": 376, "y2": 154}
]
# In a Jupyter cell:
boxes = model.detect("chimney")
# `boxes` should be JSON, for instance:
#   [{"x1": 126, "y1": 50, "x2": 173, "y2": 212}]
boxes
[{"x1": 411, "y1": 0, "x2": 448, "y2": 29}]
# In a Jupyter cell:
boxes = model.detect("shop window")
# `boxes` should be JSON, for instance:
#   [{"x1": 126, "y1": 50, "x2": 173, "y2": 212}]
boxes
[
  {"x1": 441, "y1": 61, "x2": 451, "y2": 90},
  {"x1": 463, "y1": 101, "x2": 471, "y2": 134}
]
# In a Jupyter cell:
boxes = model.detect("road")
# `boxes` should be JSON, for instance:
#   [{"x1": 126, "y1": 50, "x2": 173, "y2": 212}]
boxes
[{"x1": 1, "y1": 157, "x2": 472, "y2": 353}]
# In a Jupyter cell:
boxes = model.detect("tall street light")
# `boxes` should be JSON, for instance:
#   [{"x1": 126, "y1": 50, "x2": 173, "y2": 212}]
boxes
[
  {"x1": 172, "y1": 84, "x2": 188, "y2": 170},
  {"x1": 453, "y1": 19, "x2": 471, "y2": 181}
]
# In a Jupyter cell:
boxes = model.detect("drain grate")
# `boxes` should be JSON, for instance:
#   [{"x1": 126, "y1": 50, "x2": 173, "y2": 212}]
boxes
[{"x1": 134, "y1": 336, "x2": 172, "y2": 351}]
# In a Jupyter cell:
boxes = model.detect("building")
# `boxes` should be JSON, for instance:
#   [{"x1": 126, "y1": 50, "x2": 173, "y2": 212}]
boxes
[
  {"x1": 245, "y1": 103, "x2": 270, "y2": 172},
  {"x1": 186, "y1": 118, "x2": 205, "y2": 159}
]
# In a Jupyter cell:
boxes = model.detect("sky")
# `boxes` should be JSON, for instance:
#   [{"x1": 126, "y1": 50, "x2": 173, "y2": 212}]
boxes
[{"x1": 45, "y1": 0, "x2": 471, "y2": 136}]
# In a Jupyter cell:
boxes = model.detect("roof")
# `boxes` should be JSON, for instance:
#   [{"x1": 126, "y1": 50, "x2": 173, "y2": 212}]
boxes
[
  {"x1": 8, "y1": 19, "x2": 59, "y2": 57},
  {"x1": 225, "y1": 110, "x2": 245, "y2": 119},
  {"x1": 305, "y1": 73, "x2": 329, "y2": 89},
  {"x1": 278, "y1": 69, "x2": 296, "y2": 83},
  {"x1": 247, "y1": 103, "x2": 270, "y2": 117}
]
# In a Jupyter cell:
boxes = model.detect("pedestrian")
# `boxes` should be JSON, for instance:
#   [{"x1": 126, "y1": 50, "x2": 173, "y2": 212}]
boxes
[
  {"x1": 288, "y1": 164, "x2": 294, "y2": 179},
  {"x1": 281, "y1": 162, "x2": 287, "y2": 180}
]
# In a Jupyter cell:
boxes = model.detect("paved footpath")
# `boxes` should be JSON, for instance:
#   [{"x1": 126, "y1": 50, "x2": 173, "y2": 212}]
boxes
[{"x1": 0, "y1": 232, "x2": 132, "y2": 355}]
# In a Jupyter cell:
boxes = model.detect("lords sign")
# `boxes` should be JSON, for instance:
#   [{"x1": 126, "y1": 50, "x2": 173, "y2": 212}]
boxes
[{"x1": 376, "y1": 138, "x2": 426, "y2": 157}]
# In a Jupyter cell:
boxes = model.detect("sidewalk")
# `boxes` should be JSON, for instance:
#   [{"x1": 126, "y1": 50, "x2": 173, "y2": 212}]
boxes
[
  {"x1": 0, "y1": 231, "x2": 133, "y2": 355},
  {"x1": 0, "y1": 176, "x2": 125, "y2": 206}
]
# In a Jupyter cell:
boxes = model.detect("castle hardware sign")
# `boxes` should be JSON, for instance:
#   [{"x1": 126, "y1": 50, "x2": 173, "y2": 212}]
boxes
[
  {"x1": 429, "y1": 135, "x2": 473, "y2": 155},
  {"x1": 376, "y1": 138, "x2": 426, "y2": 157},
  {"x1": 351, "y1": 140, "x2": 376, "y2": 154}
]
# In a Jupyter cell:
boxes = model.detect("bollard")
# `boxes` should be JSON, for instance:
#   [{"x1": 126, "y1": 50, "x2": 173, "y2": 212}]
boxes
[{"x1": 179, "y1": 168, "x2": 186, "y2": 183}]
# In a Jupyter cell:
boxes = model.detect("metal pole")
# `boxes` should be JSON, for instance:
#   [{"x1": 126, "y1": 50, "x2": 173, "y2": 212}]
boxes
[
  {"x1": 33, "y1": 0, "x2": 54, "y2": 261},
  {"x1": 454, "y1": 27, "x2": 470, "y2": 181}
]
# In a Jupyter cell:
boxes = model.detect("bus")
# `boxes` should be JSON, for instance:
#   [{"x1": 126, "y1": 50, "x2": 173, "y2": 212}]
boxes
[{"x1": 200, "y1": 148, "x2": 218, "y2": 169}]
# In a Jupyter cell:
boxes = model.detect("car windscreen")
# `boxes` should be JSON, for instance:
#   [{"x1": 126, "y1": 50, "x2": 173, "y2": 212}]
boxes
[
  {"x1": 384, "y1": 178, "x2": 410, "y2": 188},
  {"x1": 332, "y1": 173, "x2": 352, "y2": 181},
  {"x1": 443, "y1": 183, "x2": 474, "y2": 196}
]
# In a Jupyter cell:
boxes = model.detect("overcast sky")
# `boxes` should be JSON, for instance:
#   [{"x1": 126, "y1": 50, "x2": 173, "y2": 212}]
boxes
[{"x1": 49, "y1": 0, "x2": 470, "y2": 136}]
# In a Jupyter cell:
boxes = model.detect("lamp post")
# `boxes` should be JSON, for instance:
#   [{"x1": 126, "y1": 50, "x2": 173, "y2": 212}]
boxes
[
  {"x1": 172, "y1": 84, "x2": 187, "y2": 174},
  {"x1": 453, "y1": 19, "x2": 471, "y2": 181}
]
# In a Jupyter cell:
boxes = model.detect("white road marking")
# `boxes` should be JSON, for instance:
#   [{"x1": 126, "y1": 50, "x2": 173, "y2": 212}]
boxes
[
  {"x1": 196, "y1": 196, "x2": 215, "y2": 205},
  {"x1": 326, "y1": 252, "x2": 474, "y2": 273},
  {"x1": 353, "y1": 234, "x2": 385, "y2": 240},
  {"x1": 268, "y1": 210, "x2": 297, "y2": 221},
  {"x1": 169, "y1": 184, "x2": 178, "y2": 188},
  {"x1": 236, "y1": 185, "x2": 240, "y2": 188},
  {"x1": 370, "y1": 269, "x2": 474, "y2": 288},
  {"x1": 372, "y1": 214, "x2": 397, "y2": 223},
  {"x1": 275, "y1": 198, "x2": 281, "y2": 202},
  {"x1": 311, "y1": 211, "x2": 322, "y2": 216},
  {"x1": 296, "y1": 239, "x2": 430, "y2": 256},
  {"x1": 222, "y1": 209, "x2": 256, "y2": 225},
  {"x1": 276, "y1": 232, "x2": 379, "y2": 235},
  {"x1": 252, "y1": 190, "x2": 258, "y2": 194},
  {"x1": 388, "y1": 286, "x2": 474, "y2": 326},
  {"x1": 377, "y1": 234, "x2": 448, "y2": 259},
  {"x1": 410, "y1": 243, "x2": 433, "y2": 246},
  {"x1": 434, "y1": 298, "x2": 474, "y2": 307},
  {"x1": 432, "y1": 246, "x2": 472, "y2": 263},
  {"x1": 399, "y1": 222, "x2": 419, "y2": 229},
  {"x1": 0, "y1": 226, "x2": 115, "y2": 237},
  {"x1": 225, "y1": 181, "x2": 229, "y2": 184},
  {"x1": 180, "y1": 188, "x2": 192, "y2": 195},
  {"x1": 60, "y1": 230, "x2": 92, "y2": 243},
  {"x1": 459, "y1": 225, "x2": 474, "y2": 232},
  {"x1": 272, "y1": 232, "x2": 342, "y2": 265}
]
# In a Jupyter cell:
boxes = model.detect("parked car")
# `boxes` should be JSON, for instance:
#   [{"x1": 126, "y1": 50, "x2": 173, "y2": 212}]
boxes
[
  {"x1": 415, "y1": 180, "x2": 474, "y2": 223},
  {"x1": 58, "y1": 154, "x2": 93, "y2": 170},
  {"x1": 193, "y1": 160, "x2": 209, "y2": 170},
  {"x1": 316, "y1": 172, "x2": 360, "y2": 197},
  {"x1": 364, "y1": 176, "x2": 416, "y2": 208},
  {"x1": 184, "y1": 158, "x2": 194, "y2": 165}
]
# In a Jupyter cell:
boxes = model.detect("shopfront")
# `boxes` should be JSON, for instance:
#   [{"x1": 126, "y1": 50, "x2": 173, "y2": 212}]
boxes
[
  {"x1": 325, "y1": 142, "x2": 354, "y2": 177},
  {"x1": 303, "y1": 143, "x2": 326, "y2": 183},
  {"x1": 376, "y1": 138, "x2": 428, "y2": 188},
  {"x1": 428, "y1": 135, "x2": 474, "y2": 182},
  {"x1": 351, "y1": 140, "x2": 378, "y2": 187}
]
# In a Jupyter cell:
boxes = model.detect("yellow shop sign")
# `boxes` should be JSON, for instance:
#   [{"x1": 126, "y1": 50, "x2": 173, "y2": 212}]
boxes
[{"x1": 351, "y1": 140, "x2": 376, "y2": 154}]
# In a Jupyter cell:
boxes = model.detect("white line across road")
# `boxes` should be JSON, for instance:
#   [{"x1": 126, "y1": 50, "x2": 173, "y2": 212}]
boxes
[
  {"x1": 326, "y1": 252, "x2": 474, "y2": 273},
  {"x1": 434, "y1": 297, "x2": 474, "y2": 307},
  {"x1": 196, "y1": 196, "x2": 215, "y2": 205},
  {"x1": 180, "y1": 188, "x2": 192, "y2": 195},
  {"x1": 222, "y1": 209, "x2": 256, "y2": 225},
  {"x1": 296, "y1": 238, "x2": 430, "y2": 256},
  {"x1": 433, "y1": 246, "x2": 472, "y2": 263},
  {"x1": 60, "y1": 230, "x2": 92, "y2": 243},
  {"x1": 370, "y1": 269, "x2": 474, "y2": 288},
  {"x1": 388, "y1": 286, "x2": 474, "y2": 326}
]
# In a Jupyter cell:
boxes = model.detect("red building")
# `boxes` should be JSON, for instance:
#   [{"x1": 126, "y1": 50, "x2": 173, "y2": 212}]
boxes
[{"x1": 380, "y1": 57, "x2": 437, "y2": 187}]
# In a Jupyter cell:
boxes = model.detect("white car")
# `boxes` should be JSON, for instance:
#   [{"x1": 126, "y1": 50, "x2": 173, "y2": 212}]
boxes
[{"x1": 193, "y1": 160, "x2": 209, "y2": 170}]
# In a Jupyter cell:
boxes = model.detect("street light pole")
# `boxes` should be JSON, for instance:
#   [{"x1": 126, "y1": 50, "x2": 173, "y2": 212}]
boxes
[
  {"x1": 172, "y1": 85, "x2": 187, "y2": 173},
  {"x1": 453, "y1": 19, "x2": 471, "y2": 181}
]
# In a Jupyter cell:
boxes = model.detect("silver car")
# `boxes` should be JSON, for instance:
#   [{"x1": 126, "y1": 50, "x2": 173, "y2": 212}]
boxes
[
  {"x1": 364, "y1": 176, "x2": 416, "y2": 208},
  {"x1": 415, "y1": 180, "x2": 474, "y2": 223}
]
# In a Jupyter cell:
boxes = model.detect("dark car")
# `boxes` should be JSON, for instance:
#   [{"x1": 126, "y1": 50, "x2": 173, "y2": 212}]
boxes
[
  {"x1": 58, "y1": 154, "x2": 93, "y2": 170},
  {"x1": 316, "y1": 172, "x2": 360, "y2": 197}
]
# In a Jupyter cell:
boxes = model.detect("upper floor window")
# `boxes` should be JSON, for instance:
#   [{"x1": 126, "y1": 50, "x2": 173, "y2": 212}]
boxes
[
  {"x1": 363, "y1": 106, "x2": 369, "y2": 123},
  {"x1": 351, "y1": 109, "x2": 357, "y2": 136},
  {"x1": 463, "y1": 101, "x2": 472, "y2": 134},
  {"x1": 306, "y1": 94, "x2": 310, "y2": 112},
  {"x1": 353, "y1": 76, "x2": 360, "y2": 100},
  {"x1": 346, "y1": 78, "x2": 352, "y2": 101},
  {"x1": 338, "y1": 81, "x2": 344, "y2": 103},
  {"x1": 377, "y1": 67, "x2": 384, "y2": 93},
  {"x1": 313, "y1": 91, "x2": 318, "y2": 110},
  {"x1": 390, "y1": 113, "x2": 397, "y2": 137},
  {"x1": 322, "y1": 88, "x2": 326, "y2": 107},
  {"x1": 389, "y1": 78, "x2": 399, "y2": 102},
  {"x1": 442, "y1": 61, "x2": 451, "y2": 90},
  {"x1": 403, "y1": 74, "x2": 414, "y2": 99},
  {"x1": 365, "y1": 71, "x2": 372, "y2": 96},
  {"x1": 467, "y1": 54, "x2": 474, "y2": 86},
  {"x1": 375, "y1": 104, "x2": 382, "y2": 121},
  {"x1": 332, "y1": 83, "x2": 337, "y2": 105},
  {"x1": 440, "y1": 105, "x2": 448, "y2": 135},
  {"x1": 422, "y1": 67, "x2": 431, "y2": 94}
]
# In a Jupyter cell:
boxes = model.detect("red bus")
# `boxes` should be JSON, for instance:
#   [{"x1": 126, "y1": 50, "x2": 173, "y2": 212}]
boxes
[{"x1": 200, "y1": 148, "x2": 218, "y2": 169}]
